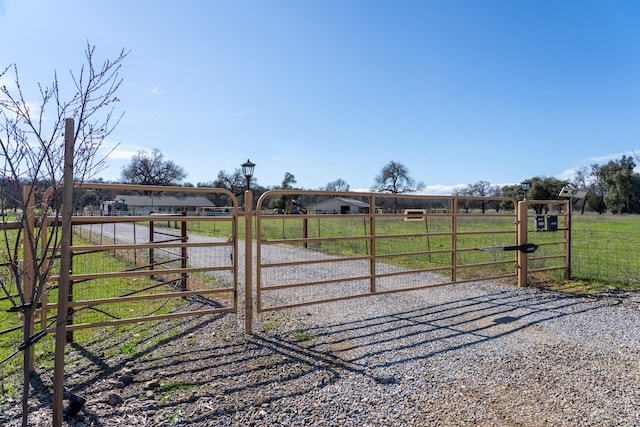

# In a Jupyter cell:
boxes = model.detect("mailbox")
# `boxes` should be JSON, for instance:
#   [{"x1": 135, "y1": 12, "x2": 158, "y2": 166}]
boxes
[
  {"x1": 546, "y1": 215, "x2": 558, "y2": 232},
  {"x1": 534, "y1": 216, "x2": 545, "y2": 231}
]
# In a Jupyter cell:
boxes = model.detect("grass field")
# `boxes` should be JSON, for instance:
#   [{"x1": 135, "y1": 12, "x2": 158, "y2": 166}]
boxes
[
  {"x1": 183, "y1": 211, "x2": 640, "y2": 288},
  {"x1": 0, "y1": 231, "x2": 186, "y2": 393},
  {"x1": 571, "y1": 214, "x2": 640, "y2": 290}
]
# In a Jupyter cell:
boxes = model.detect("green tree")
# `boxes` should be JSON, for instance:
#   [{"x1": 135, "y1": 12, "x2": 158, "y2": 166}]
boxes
[
  {"x1": 280, "y1": 172, "x2": 297, "y2": 190},
  {"x1": 592, "y1": 156, "x2": 640, "y2": 214},
  {"x1": 499, "y1": 184, "x2": 523, "y2": 211},
  {"x1": 81, "y1": 189, "x2": 99, "y2": 209},
  {"x1": 0, "y1": 175, "x2": 21, "y2": 211},
  {"x1": 527, "y1": 177, "x2": 568, "y2": 214},
  {"x1": 270, "y1": 172, "x2": 297, "y2": 211}
]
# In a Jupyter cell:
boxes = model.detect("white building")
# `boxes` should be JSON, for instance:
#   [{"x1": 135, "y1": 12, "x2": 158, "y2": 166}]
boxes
[
  {"x1": 102, "y1": 195, "x2": 215, "y2": 216},
  {"x1": 308, "y1": 197, "x2": 373, "y2": 214}
]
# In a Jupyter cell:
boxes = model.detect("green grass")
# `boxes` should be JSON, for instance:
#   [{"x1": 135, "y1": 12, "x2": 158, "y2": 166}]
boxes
[
  {"x1": 157, "y1": 380, "x2": 196, "y2": 405},
  {"x1": 0, "y1": 231, "x2": 188, "y2": 386},
  {"x1": 569, "y1": 214, "x2": 640, "y2": 288},
  {"x1": 291, "y1": 328, "x2": 314, "y2": 342},
  {"x1": 158, "y1": 379, "x2": 196, "y2": 393},
  {"x1": 572, "y1": 213, "x2": 640, "y2": 232}
]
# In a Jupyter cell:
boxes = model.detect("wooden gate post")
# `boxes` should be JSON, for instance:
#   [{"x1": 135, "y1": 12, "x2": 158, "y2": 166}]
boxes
[
  {"x1": 516, "y1": 200, "x2": 528, "y2": 287},
  {"x1": 53, "y1": 118, "x2": 75, "y2": 426}
]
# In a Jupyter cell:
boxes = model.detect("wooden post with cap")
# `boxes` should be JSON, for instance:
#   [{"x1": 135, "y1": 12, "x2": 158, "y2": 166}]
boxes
[{"x1": 52, "y1": 118, "x2": 75, "y2": 426}]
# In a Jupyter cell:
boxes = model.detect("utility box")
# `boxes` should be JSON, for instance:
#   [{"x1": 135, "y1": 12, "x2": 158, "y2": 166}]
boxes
[
  {"x1": 546, "y1": 215, "x2": 558, "y2": 232},
  {"x1": 534, "y1": 216, "x2": 545, "y2": 231}
]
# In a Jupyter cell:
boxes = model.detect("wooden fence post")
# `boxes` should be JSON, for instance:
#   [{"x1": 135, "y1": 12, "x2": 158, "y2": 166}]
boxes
[{"x1": 53, "y1": 118, "x2": 75, "y2": 426}]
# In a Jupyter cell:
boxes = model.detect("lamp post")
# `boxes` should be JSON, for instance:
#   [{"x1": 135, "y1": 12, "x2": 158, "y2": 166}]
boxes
[
  {"x1": 240, "y1": 159, "x2": 255, "y2": 334},
  {"x1": 521, "y1": 180, "x2": 531, "y2": 199},
  {"x1": 241, "y1": 159, "x2": 256, "y2": 191}
]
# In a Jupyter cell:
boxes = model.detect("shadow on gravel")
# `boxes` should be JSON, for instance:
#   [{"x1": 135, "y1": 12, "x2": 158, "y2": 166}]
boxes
[
  {"x1": 302, "y1": 288, "x2": 611, "y2": 369},
  {"x1": 131, "y1": 288, "x2": 612, "y2": 425},
  {"x1": 55, "y1": 312, "x2": 230, "y2": 425},
  {"x1": 9, "y1": 287, "x2": 615, "y2": 425}
]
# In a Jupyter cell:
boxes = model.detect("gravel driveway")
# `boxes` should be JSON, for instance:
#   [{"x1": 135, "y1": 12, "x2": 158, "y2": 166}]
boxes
[{"x1": 2, "y1": 224, "x2": 639, "y2": 426}]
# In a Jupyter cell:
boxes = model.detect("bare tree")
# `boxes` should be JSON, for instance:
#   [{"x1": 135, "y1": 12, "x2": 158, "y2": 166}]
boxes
[
  {"x1": 322, "y1": 178, "x2": 350, "y2": 192},
  {"x1": 452, "y1": 185, "x2": 473, "y2": 213},
  {"x1": 373, "y1": 161, "x2": 424, "y2": 194},
  {"x1": 1, "y1": 43, "x2": 127, "y2": 426},
  {"x1": 373, "y1": 161, "x2": 424, "y2": 210},
  {"x1": 571, "y1": 167, "x2": 592, "y2": 214},
  {"x1": 212, "y1": 169, "x2": 246, "y2": 196},
  {"x1": 121, "y1": 148, "x2": 186, "y2": 187},
  {"x1": 468, "y1": 180, "x2": 491, "y2": 213}
]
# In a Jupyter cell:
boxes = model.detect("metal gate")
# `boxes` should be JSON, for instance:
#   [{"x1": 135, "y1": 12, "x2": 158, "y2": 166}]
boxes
[
  {"x1": 40, "y1": 183, "x2": 240, "y2": 334},
  {"x1": 3, "y1": 188, "x2": 571, "y2": 339},
  {"x1": 254, "y1": 191, "x2": 524, "y2": 315}
]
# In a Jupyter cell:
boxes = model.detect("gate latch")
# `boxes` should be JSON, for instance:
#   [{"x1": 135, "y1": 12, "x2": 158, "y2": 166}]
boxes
[{"x1": 480, "y1": 243, "x2": 538, "y2": 253}]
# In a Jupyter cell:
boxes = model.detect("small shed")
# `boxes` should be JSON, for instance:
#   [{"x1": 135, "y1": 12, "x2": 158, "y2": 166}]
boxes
[
  {"x1": 309, "y1": 197, "x2": 372, "y2": 214},
  {"x1": 102, "y1": 195, "x2": 215, "y2": 216}
]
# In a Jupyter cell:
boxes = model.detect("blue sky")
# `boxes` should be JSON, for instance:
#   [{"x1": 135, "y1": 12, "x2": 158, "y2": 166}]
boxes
[{"x1": 1, "y1": 0, "x2": 639, "y2": 193}]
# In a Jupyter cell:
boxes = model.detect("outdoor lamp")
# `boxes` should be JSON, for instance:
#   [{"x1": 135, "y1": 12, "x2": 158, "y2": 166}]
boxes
[
  {"x1": 241, "y1": 159, "x2": 256, "y2": 191},
  {"x1": 521, "y1": 180, "x2": 531, "y2": 199}
]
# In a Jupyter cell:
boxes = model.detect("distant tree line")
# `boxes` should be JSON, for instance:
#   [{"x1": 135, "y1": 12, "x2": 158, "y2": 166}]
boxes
[
  {"x1": 451, "y1": 154, "x2": 640, "y2": 214},
  {"x1": 5, "y1": 153, "x2": 639, "y2": 215}
]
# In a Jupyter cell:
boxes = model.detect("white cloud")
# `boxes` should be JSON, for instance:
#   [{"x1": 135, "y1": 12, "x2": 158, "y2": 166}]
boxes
[
  {"x1": 107, "y1": 148, "x2": 139, "y2": 160},
  {"x1": 554, "y1": 168, "x2": 576, "y2": 181},
  {"x1": 353, "y1": 184, "x2": 460, "y2": 196},
  {"x1": 588, "y1": 150, "x2": 637, "y2": 164},
  {"x1": 421, "y1": 184, "x2": 459, "y2": 195},
  {"x1": 148, "y1": 86, "x2": 164, "y2": 96},
  {"x1": 100, "y1": 141, "x2": 146, "y2": 160}
]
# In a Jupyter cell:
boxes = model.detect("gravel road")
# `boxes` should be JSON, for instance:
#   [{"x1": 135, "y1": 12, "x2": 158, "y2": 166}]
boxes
[{"x1": 2, "y1": 224, "x2": 639, "y2": 426}]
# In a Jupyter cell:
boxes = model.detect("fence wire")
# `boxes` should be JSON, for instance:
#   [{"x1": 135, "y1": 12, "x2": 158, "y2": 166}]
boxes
[{"x1": 572, "y1": 229, "x2": 640, "y2": 286}]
